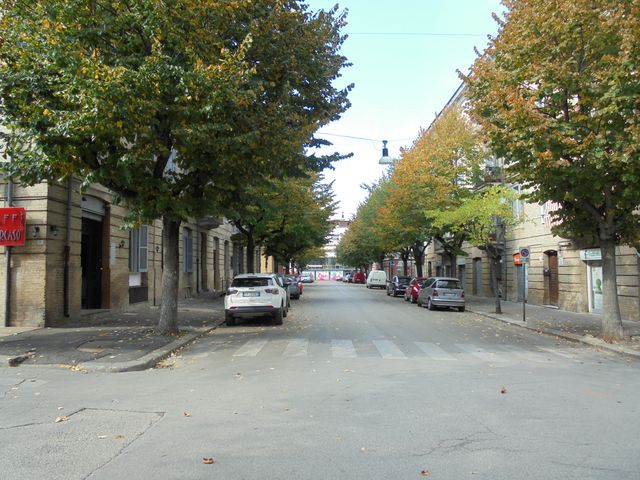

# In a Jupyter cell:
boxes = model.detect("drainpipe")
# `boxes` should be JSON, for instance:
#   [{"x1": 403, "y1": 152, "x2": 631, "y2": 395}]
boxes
[
  {"x1": 63, "y1": 179, "x2": 72, "y2": 317},
  {"x1": 4, "y1": 180, "x2": 13, "y2": 327}
]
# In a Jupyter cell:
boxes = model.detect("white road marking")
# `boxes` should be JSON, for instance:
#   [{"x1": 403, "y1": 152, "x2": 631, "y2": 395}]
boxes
[
  {"x1": 500, "y1": 346, "x2": 551, "y2": 363},
  {"x1": 232, "y1": 339, "x2": 269, "y2": 357},
  {"x1": 537, "y1": 347, "x2": 579, "y2": 360},
  {"x1": 372, "y1": 340, "x2": 407, "y2": 359},
  {"x1": 283, "y1": 338, "x2": 309, "y2": 357},
  {"x1": 455, "y1": 343, "x2": 508, "y2": 362},
  {"x1": 331, "y1": 340, "x2": 357, "y2": 358},
  {"x1": 414, "y1": 342, "x2": 457, "y2": 361}
]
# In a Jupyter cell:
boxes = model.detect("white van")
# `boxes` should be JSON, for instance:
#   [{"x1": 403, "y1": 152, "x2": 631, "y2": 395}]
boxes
[{"x1": 366, "y1": 270, "x2": 387, "y2": 289}]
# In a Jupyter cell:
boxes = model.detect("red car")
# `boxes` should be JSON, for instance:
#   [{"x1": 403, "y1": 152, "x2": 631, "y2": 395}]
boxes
[
  {"x1": 352, "y1": 271, "x2": 366, "y2": 284},
  {"x1": 404, "y1": 277, "x2": 429, "y2": 303}
]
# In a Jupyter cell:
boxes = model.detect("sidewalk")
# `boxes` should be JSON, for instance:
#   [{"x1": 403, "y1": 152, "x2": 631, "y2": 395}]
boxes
[
  {"x1": 466, "y1": 295, "x2": 640, "y2": 359},
  {"x1": 0, "y1": 292, "x2": 225, "y2": 372}
]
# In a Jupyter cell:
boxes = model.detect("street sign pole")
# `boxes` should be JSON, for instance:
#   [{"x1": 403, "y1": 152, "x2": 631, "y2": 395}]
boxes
[
  {"x1": 519, "y1": 247, "x2": 530, "y2": 323},
  {"x1": 522, "y1": 264, "x2": 526, "y2": 323}
]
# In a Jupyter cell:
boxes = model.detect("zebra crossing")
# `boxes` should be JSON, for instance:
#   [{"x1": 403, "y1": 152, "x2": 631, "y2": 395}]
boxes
[{"x1": 207, "y1": 337, "x2": 599, "y2": 364}]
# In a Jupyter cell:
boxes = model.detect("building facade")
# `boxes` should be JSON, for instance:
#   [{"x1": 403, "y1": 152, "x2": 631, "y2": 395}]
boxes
[
  {"x1": 425, "y1": 200, "x2": 640, "y2": 321},
  {"x1": 0, "y1": 178, "x2": 265, "y2": 328}
]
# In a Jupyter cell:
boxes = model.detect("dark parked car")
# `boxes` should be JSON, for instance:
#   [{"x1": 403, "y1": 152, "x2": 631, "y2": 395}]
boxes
[
  {"x1": 416, "y1": 277, "x2": 465, "y2": 312},
  {"x1": 286, "y1": 275, "x2": 303, "y2": 299},
  {"x1": 386, "y1": 276, "x2": 412, "y2": 297},
  {"x1": 404, "y1": 277, "x2": 429, "y2": 303},
  {"x1": 352, "y1": 271, "x2": 366, "y2": 284}
]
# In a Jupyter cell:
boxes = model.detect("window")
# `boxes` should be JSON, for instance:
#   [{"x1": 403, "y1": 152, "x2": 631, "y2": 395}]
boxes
[
  {"x1": 183, "y1": 228, "x2": 193, "y2": 273},
  {"x1": 231, "y1": 277, "x2": 273, "y2": 288},
  {"x1": 511, "y1": 184, "x2": 524, "y2": 219},
  {"x1": 436, "y1": 279, "x2": 461, "y2": 289},
  {"x1": 129, "y1": 225, "x2": 148, "y2": 273}
]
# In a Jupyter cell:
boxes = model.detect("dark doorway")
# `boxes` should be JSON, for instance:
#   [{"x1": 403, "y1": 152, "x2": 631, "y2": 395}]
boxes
[
  {"x1": 81, "y1": 218, "x2": 103, "y2": 309},
  {"x1": 545, "y1": 250, "x2": 559, "y2": 306}
]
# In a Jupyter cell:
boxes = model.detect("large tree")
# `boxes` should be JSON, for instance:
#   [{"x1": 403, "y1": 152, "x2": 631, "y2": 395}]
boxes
[
  {"x1": 229, "y1": 173, "x2": 336, "y2": 271},
  {"x1": 378, "y1": 103, "x2": 485, "y2": 276},
  {"x1": 0, "y1": 0, "x2": 351, "y2": 334},
  {"x1": 464, "y1": 0, "x2": 640, "y2": 341},
  {"x1": 427, "y1": 185, "x2": 521, "y2": 314},
  {"x1": 337, "y1": 179, "x2": 392, "y2": 271}
]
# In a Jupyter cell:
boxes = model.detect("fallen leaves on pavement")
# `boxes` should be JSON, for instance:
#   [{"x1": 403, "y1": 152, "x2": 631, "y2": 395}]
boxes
[{"x1": 202, "y1": 457, "x2": 215, "y2": 465}]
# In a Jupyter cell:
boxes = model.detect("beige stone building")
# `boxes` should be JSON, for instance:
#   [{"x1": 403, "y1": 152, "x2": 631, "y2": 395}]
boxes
[
  {"x1": 0, "y1": 178, "x2": 269, "y2": 327},
  {"x1": 425, "y1": 197, "x2": 640, "y2": 321}
]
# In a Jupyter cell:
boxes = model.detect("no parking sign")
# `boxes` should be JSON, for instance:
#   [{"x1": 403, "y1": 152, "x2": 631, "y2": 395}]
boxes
[{"x1": 519, "y1": 246, "x2": 530, "y2": 263}]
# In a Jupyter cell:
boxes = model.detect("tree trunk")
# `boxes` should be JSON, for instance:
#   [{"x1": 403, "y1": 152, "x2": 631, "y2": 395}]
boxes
[
  {"x1": 412, "y1": 242, "x2": 426, "y2": 277},
  {"x1": 600, "y1": 239, "x2": 624, "y2": 342},
  {"x1": 157, "y1": 216, "x2": 180, "y2": 335},
  {"x1": 490, "y1": 253, "x2": 502, "y2": 314},
  {"x1": 414, "y1": 251, "x2": 424, "y2": 277},
  {"x1": 401, "y1": 252, "x2": 409, "y2": 276},
  {"x1": 246, "y1": 234, "x2": 255, "y2": 273},
  {"x1": 450, "y1": 255, "x2": 457, "y2": 278}
]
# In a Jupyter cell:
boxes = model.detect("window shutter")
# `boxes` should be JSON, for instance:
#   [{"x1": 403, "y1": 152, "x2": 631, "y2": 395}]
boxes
[
  {"x1": 139, "y1": 225, "x2": 148, "y2": 272},
  {"x1": 184, "y1": 229, "x2": 193, "y2": 273}
]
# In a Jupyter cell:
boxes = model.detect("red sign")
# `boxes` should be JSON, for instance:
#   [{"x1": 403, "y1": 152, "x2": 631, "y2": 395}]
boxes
[{"x1": 0, "y1": 208, "x2": 27, "y2": 246}]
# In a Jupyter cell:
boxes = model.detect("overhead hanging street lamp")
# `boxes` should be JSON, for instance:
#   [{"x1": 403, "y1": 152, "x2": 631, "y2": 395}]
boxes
[{"x1": 378, "y1": 140, "x2": 394, "y2": 165}]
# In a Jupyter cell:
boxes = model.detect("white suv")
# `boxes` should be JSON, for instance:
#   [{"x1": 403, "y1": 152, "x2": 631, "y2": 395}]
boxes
[{"x1": 224, "y1": 274, "x2": 288, "y2": 326}]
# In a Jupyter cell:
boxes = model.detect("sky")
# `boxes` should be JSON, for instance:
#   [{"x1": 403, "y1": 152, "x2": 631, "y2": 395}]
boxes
[{"x1": 304, "y1": 0, "x2": 504, "y2": 219}]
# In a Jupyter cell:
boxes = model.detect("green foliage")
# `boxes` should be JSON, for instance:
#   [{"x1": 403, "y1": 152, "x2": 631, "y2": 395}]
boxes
[
  {"x1": 0, "y1": 0, "x2": 352, "y2": 222},
  {"x1": 0, "y1": 0, "x2": 352, "y2": 333},
  {"x1": 379, "y1": 103, "x2": 487, "y2": 262},
  {"x1": 228, "y1": 172, "x2": 336, "y2": 269},
  {"x1": 263, "y1": 174, "x2": 338, "y2": 266},
  {"x1": 336, "y1": 178, "x2": 392, "y2": 268},
  {"x1": 464, "y1": 0, "x2": 640, "y2": 246},
  {"x1": 427, "y1": 185, "x2": 521, "y2": 253}
]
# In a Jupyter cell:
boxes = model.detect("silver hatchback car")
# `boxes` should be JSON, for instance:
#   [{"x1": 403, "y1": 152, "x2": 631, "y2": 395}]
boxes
[{"x1": 416, "y1": 277, "x2": 465, "y2": 312}]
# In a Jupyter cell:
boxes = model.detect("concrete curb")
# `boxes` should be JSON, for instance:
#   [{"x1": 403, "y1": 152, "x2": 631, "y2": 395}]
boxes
[
  {"x1": 2, "y1": 317, "x2": 225, "y2": 372},
  {"x1": 469, "y1": 308, "x2": 640, "y2": 360},
  {"x1": 76, "y1": 325, "x2": 217, "y2": 373},
  {"x1": 1, "y1": 354, "x2": 31, "y2": 367}
]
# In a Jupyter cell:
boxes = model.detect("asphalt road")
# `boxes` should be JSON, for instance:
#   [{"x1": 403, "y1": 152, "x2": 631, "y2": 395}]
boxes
[{"x1": 1, "y1": 282, "x2": 639, "y2": 479}]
